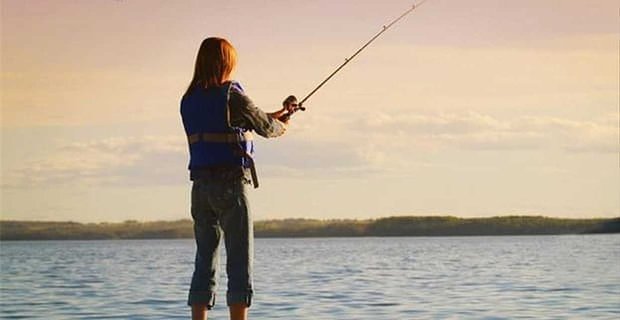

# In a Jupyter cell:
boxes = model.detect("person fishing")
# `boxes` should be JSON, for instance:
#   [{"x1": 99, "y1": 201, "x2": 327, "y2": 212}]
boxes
[
  {"x1": 180, "y1": 37, "x2": 297, "y2": 320},
  {"x1": 180, "y1": 4, "x2": 424, "y2": 320}
]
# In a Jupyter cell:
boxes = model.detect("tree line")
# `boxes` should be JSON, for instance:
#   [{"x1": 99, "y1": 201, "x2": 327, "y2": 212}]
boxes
[{"x1": 0, "y1": 216, "x2": 618, "y2": 240}]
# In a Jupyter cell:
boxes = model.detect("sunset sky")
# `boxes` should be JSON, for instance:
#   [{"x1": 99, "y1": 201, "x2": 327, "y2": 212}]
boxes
[{"x1": 1, "y1": 0, "x2": 618, "y2": 222}]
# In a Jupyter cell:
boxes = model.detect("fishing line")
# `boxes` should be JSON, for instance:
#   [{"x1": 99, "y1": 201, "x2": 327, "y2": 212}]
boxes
[{"x1": 293, "y1": 1, "x2": 429, "y2": 113}]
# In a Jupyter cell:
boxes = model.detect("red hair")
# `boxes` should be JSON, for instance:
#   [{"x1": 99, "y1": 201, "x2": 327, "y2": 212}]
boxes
[{"x1": 184, "y1": 37, "x2": 237, "y2": 96}]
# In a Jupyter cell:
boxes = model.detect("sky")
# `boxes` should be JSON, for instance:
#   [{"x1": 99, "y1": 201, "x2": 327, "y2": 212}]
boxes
[{"x1": 1, "y1": 0, "x2": 618, "y2": 222}]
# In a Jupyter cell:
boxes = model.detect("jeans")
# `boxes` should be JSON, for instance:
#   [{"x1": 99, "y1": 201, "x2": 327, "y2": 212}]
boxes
[{"x1": 188, "y1": 170, "x2": 253, "y2": 308}]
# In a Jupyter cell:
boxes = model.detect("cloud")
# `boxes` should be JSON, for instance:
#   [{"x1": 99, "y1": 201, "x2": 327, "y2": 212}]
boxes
[
  {"x1": 347, "y1": 111, "x2": 618, "y2": 153},
  {"x1": 2, "y1": 136, "x2": 188, "y2": 189},
  {"x1": 2, "y1": 111, "x2": 617, "y2": 189},
  {"x1": 253, "y1": 111, "x2": 618, "y2": 177}
]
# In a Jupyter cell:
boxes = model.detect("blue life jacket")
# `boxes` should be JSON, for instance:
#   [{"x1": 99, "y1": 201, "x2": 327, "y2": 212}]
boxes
[{"x1": 180, "y1": 81, "x2": 255, "y2": 171}]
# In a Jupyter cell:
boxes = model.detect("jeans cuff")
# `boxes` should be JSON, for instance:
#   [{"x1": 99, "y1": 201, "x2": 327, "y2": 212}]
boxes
[
  {"x1": 227, "y1": 290, "x2": 253, "y2": 307},
  {"x1": 188, "y1": 291, "x2": 216, "y2": 309}
]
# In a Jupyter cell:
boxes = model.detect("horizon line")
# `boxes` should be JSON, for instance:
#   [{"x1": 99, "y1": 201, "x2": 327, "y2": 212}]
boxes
[{"x1": 1, "y1": 214, "x2": 618, "y2": 224}]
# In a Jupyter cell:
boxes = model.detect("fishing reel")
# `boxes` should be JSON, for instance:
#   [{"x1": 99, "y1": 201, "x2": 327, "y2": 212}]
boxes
[{"x1": 278, "y1": 95, "x2": 305, "y2": 122}]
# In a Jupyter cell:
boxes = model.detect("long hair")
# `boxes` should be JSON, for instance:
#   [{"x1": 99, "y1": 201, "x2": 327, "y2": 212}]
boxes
[{"x1": 183, "y1": 37, "x2": 237, "y2": 97}]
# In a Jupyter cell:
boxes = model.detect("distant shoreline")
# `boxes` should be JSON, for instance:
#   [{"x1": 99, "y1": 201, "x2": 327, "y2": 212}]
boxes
[{"x1": 1, "y1": 216, "x2": 618, "y2": 241}]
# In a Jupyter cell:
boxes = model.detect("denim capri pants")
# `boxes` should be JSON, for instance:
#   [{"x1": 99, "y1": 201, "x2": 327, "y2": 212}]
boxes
[{"x1": 188, "y1": 169, "x2": 254, "y2": 308}]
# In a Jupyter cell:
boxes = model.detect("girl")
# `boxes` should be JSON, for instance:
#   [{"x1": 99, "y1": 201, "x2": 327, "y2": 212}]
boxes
[{"x1": 180, "y1": 37, "x2": 296, "y2": 320}]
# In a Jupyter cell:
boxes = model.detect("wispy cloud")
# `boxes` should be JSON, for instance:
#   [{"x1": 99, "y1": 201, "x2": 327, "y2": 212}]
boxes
[
  {"x1": 348, "y1": 111, "x2": 618, "y2": 153},
  {"x1": 2, "y1": 136, "x2": 188, "y2": 189},
  {"x1": 2, "y1": 112, "x2": 617, "y2": 189}
]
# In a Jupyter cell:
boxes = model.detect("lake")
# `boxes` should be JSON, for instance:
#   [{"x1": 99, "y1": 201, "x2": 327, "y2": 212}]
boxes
[{"x1": 1, "y1": 235, "x2": 619, "y2": 319}]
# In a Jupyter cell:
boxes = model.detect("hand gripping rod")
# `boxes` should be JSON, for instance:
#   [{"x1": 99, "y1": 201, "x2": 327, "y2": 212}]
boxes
[{"x1": 296, "y1": 1, "x2": 428, "y2": 111}]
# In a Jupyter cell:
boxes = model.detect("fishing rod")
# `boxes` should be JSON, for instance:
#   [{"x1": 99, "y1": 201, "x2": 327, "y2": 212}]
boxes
[{"x1": 284, "y1": 1, "x2": 428, "y2": 117}]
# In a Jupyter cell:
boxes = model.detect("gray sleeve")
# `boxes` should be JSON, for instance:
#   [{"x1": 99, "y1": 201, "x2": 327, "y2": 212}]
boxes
[{"x1": 228, "y1": 87, "x2": 286, "y2": 138}]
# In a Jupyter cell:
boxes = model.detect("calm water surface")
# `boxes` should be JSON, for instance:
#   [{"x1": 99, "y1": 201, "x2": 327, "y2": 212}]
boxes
[{"x1": 1, "y1": 235, "x2": 619, "y2": 319}]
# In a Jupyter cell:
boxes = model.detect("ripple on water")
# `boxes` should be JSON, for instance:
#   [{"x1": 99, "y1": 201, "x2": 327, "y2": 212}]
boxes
[{"x1": 1, "y1": 236, "x2": 619, "y2": 319}]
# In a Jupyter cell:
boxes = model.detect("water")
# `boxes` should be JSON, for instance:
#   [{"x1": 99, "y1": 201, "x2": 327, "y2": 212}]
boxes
[{"x1": 1, "y1": 235, "x2": 619, "y2": 319}]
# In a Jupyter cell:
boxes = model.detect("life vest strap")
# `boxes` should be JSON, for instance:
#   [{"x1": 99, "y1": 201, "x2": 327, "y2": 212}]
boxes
[
  {"x1": 243, "y1": 154, "x2": 259, "y2": 189},
  {"x1": 187, "y1": 131, "x2": 253, "y2": 144}
]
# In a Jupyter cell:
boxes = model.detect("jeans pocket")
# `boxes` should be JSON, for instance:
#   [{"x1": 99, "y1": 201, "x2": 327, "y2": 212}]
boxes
[
  {"x1": 191, "y1": 180, "x2": 209, "y2": 221},
  {"x1": 210, "y1": 179, "x2": 244, "y2": 213}
]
